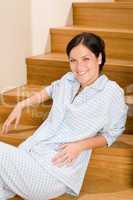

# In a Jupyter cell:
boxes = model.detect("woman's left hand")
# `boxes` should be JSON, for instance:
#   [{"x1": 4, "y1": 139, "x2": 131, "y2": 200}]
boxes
[{"x1": 52, "y1": 142, "x2": 83, "y2": 167}]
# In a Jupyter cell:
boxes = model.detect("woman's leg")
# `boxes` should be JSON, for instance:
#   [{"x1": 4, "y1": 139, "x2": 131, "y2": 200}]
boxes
[
  {"x1": 0, "y1": 176, "x2": 15, "y2": 200},
  {"x1": 0, "y1": 142, "x2": 67, "y2": 200}
]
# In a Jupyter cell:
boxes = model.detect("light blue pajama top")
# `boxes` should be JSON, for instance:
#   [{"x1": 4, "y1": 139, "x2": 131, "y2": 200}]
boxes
[{"x1": 19, "y1": 72, "x2": 128, "y2": 196}]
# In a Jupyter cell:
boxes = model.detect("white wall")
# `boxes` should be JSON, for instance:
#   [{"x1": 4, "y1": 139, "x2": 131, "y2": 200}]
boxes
[
  {"x1": 31, "y1": 0, "x2": 112, "y2": 55},
  {"x1": 0, "y1": 0, "x2": 31, "y2": 92},
  {"x1": 0, "y1": 0, "x2": 111, "y2": 92}
]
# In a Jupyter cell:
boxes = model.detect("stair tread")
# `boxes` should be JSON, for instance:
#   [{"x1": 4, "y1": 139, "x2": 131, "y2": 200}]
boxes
[
  {"x1": 3, "y1": 84, "x2": 44, "y2": 98},
  {"x1": 73, "y1": 2, "x2": 133, "y2": 8},
  {"x1": 27, "y1": 52, "x2": 68, "y2": 62},
  {"x1": 0, "y1": 124, "x2": 36, "y2": 140},
  {"x1": 1, "y1": 84, "x2": 52, "y2": 105},
  {"x1": 51, "y1": 25, "x2": 133, "y2": 35},
  {"x1": 27, "y1": 52, "x2": 133, "y2": 67},
  {"x1": 78, "y1": 189, "x2": 133, "y2": 200}
]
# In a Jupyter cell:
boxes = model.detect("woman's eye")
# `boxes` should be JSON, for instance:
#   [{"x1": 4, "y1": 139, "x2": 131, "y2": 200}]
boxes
[
  {"x1": 70, "y1": 59, "x2": 76, "y2": 63},
  {"x1": 83, "y1": 58, "x2": 90, "y2": 61}
]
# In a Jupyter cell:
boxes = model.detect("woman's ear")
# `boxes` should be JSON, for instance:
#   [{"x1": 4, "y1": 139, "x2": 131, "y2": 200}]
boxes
[{"x1": 98, "y1": 53, "x2": 102, "y2": 65}]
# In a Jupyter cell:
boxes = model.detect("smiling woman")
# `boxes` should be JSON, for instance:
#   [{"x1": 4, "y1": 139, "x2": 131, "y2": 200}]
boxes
[
  {"x1": 67, "y1": 32, "x2": 105, "y2": 90},
  {"x1": 0, "y1": 32, "x2": 128, "y2": 200}
]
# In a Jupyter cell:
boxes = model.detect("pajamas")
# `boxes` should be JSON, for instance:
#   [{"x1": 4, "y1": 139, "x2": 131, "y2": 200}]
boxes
[
  {"x1": 0, "y1": 72, "x2": 128, "y2": 198},
  {"x1": 0, "y1": 142, "x2": 67, "y2": 200}
]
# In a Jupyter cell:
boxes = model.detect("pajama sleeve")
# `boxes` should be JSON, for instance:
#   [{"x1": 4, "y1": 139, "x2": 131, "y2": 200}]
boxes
[
  {"x1": 45, "y1": 79, "x2": 61, "y2": 99},
  {"x1": 100, "y1": 87, "x2": 128, "y2": 147}
]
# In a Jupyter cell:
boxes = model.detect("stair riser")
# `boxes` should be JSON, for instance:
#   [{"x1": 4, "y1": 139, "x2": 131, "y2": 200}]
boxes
[
  {"x1": 73, "y1": 3, "x2": 133, "y2": 30},
  {"x1": 82, "y1": 153, "x2": 133, "y2": 193},
  {"x1": 51, "y1": 29, "x2": 133, "y2": 61},
  {"x1": 27, "y1": 63, "x2": 69, "y2": 85},
  {"x1": 104, "y1": 66, "x2": 133, "y2": 90}
]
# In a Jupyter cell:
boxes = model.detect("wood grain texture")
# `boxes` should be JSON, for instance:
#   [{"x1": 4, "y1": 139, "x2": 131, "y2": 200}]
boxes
[
  {"x1": 50, "y1": 26, "x2": 133, "y2": 61},
  {"x1": 73, "y1": 2, "x2": 133, "y2": 30},
  {"x1": 0, "y1": 104, "x2": 51, "y2": 126}
]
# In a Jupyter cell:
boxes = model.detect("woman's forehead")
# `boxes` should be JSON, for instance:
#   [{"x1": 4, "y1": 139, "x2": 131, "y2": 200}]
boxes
[{"x1": 70, "y1": 44, "x2": 94, "y2": 58}]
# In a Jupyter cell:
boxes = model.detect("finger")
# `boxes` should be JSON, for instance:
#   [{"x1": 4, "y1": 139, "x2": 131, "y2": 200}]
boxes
[
  {"x1": 1, "y1": 123, "x2": 6, "y2": 134},
  {"x1": 14, "y1": 115, "x2": 20, "y2": 129},
  {"x1": 5, "y1": 118, "x2": 14, "y2": 133},
  {"x1": 58, "y1": 144, "x2": 68, "y2": 150},
  {"x1": 52, "y1": 154, "x2": 68, "y2": 165},
  {"x1": 1, "y1": 121, "x2": 9, "y2": 134},
  {"x1": 4, "y1": 122, "x2": 12, "y2": 134},
  {"x1": 58, "y1": 157, "x2": 73, "y2": 167},
  {"x1": 52, "y1": 153, "x2": 63, "y2": 162},
  {"x1": 2, "y1": 124, "x2": 9, "y2": 134},
  {"x1": 66, "y1": 159, "x2": 74, "y2": 167}
]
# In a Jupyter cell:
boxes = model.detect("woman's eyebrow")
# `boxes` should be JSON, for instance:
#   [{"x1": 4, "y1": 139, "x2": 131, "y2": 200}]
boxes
[{"x1": 69, "y1": 55, "x2": 90, "y2": 59}]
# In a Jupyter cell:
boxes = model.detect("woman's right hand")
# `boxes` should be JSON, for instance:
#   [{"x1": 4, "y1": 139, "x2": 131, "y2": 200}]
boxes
[{"x1": 1, "y1": 102, "x2": 23, "y2": 134}]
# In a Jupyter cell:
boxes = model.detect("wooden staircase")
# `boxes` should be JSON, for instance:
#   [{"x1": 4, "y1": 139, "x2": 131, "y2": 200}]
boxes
[{"x1": 0, "y1": 0, "x2": 133, "y2": 199}]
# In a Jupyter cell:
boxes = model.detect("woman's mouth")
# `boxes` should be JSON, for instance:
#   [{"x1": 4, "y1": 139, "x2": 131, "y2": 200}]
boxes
[{"x1": 77, "y1": 71, "x2": 87, "y2": 76}]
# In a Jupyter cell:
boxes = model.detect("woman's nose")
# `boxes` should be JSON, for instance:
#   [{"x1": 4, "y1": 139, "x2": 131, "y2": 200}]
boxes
[{"x1": 76, "y1": 61, "x2": 84, "y2": 70}]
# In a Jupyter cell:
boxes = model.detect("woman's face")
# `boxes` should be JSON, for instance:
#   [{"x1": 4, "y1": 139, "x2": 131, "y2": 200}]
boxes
[{"x1": 69, "y1": 43, "x2": 101, "y2": 88}]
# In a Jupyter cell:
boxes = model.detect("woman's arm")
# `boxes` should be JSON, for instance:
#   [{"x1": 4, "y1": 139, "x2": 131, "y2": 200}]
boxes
[
  {"x1": 76, "y1": 135, "x2": 107, "y2": 151},
  {"x1": 17, "y1": 87, "x2": 51, "y2": 109},
  {"x1": 1, "y1": 88, "x2": 51, "y2": 134}
]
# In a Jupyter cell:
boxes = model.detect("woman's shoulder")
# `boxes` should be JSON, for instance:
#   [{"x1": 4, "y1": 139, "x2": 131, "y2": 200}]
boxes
[
  {"x1": 59, "y1": 72, "x2": 76, "y2": 85},
  {"x1": 105, "y1": 75, "x2": 125, "y2": 97},
  {"x1": 61, "y1": 72, "x2": 75, "y2": 81}
]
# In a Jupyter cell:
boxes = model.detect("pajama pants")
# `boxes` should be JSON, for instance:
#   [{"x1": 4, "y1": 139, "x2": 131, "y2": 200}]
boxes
[{"x1": 0, "y1": 142, "x2": 67, "y2": 200}]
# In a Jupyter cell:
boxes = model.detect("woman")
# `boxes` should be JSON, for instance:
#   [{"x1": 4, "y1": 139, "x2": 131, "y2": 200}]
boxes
[{"x1": 0, "y1": 32, "x2": 128, "y2": 200}]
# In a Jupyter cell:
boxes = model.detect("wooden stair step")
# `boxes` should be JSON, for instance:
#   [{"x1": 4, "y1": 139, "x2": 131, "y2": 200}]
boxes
[
  {"x1": 27, "y1": 52, "x2": 133, "y2": 89},
  {"x1": 77, "y1": 189, "x2": 133, "y2": 200},
  {"x1": 0, "y1": 85, "x2": 52, "y2": 126},
  {"x1": 73, "y1": 2, "x2": 133, "y2": 30},
  {"x1": 116, "y1": 0, "x2": 133, "y2": 2},
  {"x1": 0, "y1": 124, "x2": 36, "y2": 146},
  {"x1": 27, "y1": 52, "x2": 133, "y2": 67},
  {"x1": 50, "y1": 26, "x2": 133, "y2": 61},
  {"x1": 26, "y1": 53, "x2": 69, "y2": 85},
  {"x1": 0, "y1": 84, "x2": 52, "y2": 105},
  {"x1": 0, "y1": 104, "x2": 51, "y2": 126}
]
